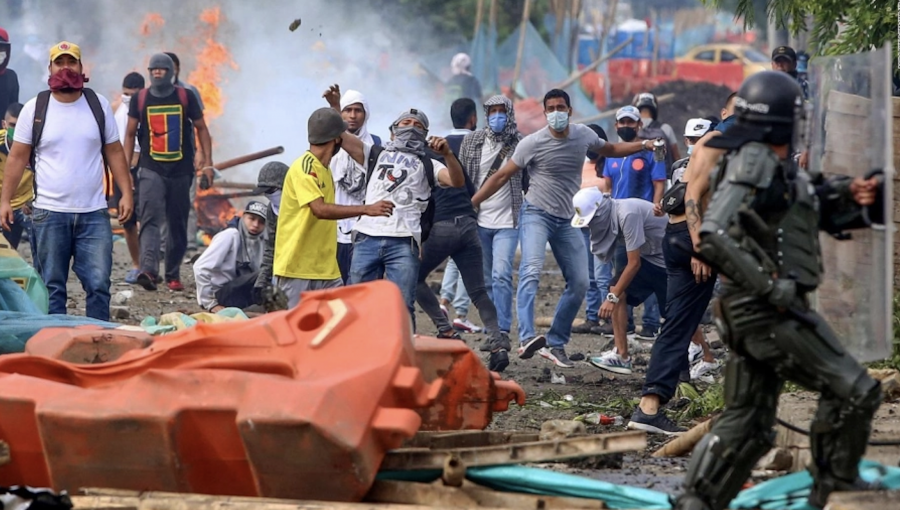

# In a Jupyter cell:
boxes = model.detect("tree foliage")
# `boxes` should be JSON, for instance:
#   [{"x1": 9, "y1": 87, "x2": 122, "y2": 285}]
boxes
[{"x1": 703, "y1": 0, "x2": 899, "y2": 56}]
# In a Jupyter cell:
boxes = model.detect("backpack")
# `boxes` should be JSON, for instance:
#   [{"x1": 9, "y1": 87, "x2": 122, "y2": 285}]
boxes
[
  {"x1": 366, "y1": 145, "x2": 436, "y2": 244},
  {"x1": 30, "y1": 88, "x2": 112, "y2": 198}
]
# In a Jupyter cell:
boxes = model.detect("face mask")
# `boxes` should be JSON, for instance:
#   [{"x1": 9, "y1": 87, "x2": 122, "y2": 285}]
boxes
[
  {"x1": 48, "y1": 67, "x2": 87, "y2": 92},
  {"x1": 687, "y1": 145, "x2": 694, "y2": 156},
  {"x1": 488, "y1": 112, "x2": 508, "y2": 133},
  {"x1": 5, "y1": 127, "x2": 13, "y2": 147},
  {"x1": 640, "y1": 115, "x2": 653, "y2": 125},
  {"x1": 391, "y1": 125, "x2": 428, "y2": 155},
  {"x1": 546, "y1": 111, "x2": 569, "y2": 132},
  {"x1": 266, "y1": 190, "x2": 282, "y2": 216},
  {"x1": 616, "y1": 127, "x2": 638, "y2": 142}
]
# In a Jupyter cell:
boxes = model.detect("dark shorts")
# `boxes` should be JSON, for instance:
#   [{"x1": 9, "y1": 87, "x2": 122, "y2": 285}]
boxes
[
  {"x1": 108, "y1": 167, "x2": 139, "y2": 228},
  {"x1": 611, "y1": 243, "x2": 668, "y2": 310}
]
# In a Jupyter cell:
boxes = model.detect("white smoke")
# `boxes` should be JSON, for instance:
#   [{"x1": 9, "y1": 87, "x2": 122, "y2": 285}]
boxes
[{"x1": 7, "y1": 0, "x2": 451, "y2": 182}]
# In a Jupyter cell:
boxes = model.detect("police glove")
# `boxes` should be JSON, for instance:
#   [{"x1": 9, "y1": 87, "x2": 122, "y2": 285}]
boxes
[{"x1": 768, "y1": 278, "x2": 797, "y2": 309}]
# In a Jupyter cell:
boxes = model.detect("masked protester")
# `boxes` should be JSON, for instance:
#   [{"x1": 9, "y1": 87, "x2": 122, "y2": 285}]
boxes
[
  {"x1": 194, "y1": 201, "x2": 268, "y2": 311},
  {"x1": 113, "y1": 71, "x2": 144, "y2": 285},
  {"x1": 471, "y1": 88, "x2": 655, "y2": 368},
  {"x1": 0, "y1": 41, "x2": 134, "y2": 321},
  {"x1": 251, "y1": 160, "x2": 289, "y2": 308},
  {"x1": 632, "y1": 92, "x2": 681, "y2": 163},
  {"x1": 123, "y1": 53, "x2": 212, "y2": 293},
  {"x1": 445, "y1": 52, "x2": 482, "y2": 104},
  {"x1": 272, "y1": 106, "x2": 395, "y2": 309},
  {"x1": 0, "y1": 102, "x2": 33, "y2": 250},
  {"x1": 0, "y1": 28, "x2": 19, "y2": 124}
]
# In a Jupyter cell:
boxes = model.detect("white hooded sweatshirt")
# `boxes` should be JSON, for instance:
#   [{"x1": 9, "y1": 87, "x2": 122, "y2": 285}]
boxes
[
  {"x1": 193, "y1": 224, "x2": 264, "y2": 310},
  {"x1": 331, "y1": 90, "x2": 376, "y2": 244}
]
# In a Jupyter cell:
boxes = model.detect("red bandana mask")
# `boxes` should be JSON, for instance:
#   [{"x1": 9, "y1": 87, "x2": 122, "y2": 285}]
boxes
[{"x1": 48, "y1": 67, "x2": 88, "y2": 92}]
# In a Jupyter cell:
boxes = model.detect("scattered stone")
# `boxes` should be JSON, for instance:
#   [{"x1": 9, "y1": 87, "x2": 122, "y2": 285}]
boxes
[
  {"x1": 536, "y1": 367, "x2": 552, "y2": 383},
  {"x1": 539, "y1": 419, "x2": 587, "y2": 441},
  {"x1": 112, "y1": 290, "x2": 133, "y2": 306},
  {"x1": 110, "y1": 306, "x2": 130, "y2": 320},
  {"x1": 551, "y1": 373, "x2": 566, "y2": 384},
  {"x1": 756, "y1": 447, "x2": 793, "y2": 471},
  {"x1": 867, "y1": 368, "x2": 900, "y2": 402}
]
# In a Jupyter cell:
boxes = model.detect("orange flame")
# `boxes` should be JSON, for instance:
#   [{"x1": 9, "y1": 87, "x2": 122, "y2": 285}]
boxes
[
  {"x1": 140, "y1": 13, "x2": 165, "y2": 36},
  {"x1": 187, "y1": 7, "x2": 238, "y2": 120}
]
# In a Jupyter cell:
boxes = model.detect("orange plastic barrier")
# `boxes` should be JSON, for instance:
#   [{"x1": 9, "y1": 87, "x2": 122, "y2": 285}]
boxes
[
  {"x1": 0, "y1": 281, "x2": 440, "y2": 502},
  {"x1": 413, "y1": 336, "x2": 525, "y2": 431},
  {"x1": 25, "y1": 326, "x2": 152, "y2": 363}
]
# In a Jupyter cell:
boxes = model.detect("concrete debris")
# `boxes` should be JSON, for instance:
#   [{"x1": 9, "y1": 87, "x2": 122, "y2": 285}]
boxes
[
  {"x1": 539, "y1": 420, "x2": 587, "y2": 441},
  {"x1": 756, "y1": 447, "x2": 793, "y2": 471},
  {"x1": 110, "y1": 306, "x2": 130, "y2": 320}
]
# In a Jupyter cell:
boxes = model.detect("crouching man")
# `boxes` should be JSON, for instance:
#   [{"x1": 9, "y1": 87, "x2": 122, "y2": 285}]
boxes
[{"x1": 193, "y1": 201, "x2": 267, "y2": 312}]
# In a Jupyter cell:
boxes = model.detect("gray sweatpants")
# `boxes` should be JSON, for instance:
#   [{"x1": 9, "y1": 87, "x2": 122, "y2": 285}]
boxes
[{"x1": 275, "y1": 276, "x2": 343, "y2": 309}]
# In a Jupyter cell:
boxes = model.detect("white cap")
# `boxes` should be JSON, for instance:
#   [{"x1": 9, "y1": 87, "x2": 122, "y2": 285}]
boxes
[
  {"x1": 684, "y1": 118, "x2": 712, "y2": 137},
  {"x1": 615, "y1": 105, "x2": 641, "y2": 122},
  {"x1": 571, "y1": 187, "x2": 606, "y2": 228}
]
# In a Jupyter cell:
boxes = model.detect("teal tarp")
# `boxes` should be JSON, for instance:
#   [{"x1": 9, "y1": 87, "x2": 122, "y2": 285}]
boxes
[{"x1": 380, "y1": 460, "x2": 900, "y2": 510}]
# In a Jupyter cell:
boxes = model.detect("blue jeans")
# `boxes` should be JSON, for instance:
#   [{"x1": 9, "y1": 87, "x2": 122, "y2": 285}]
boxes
[
  {"x1": 595, "y1": 256, "x2": 612, "y2": 305},
  {"x1": 349, "y1": 233, "x2": 420, "y2": 320},
  {"x1": 478, "y1": 226, "x2": 518, "y2": 334},
  {"x1": 440, "y1": 259, "x2": 470, "y2": 317},
  {"x1": 613, "y1": 244, "x2": 662, "y2": 330},
  {"x1": 582, "y1": 228, "x2": 601, "y2": 322},
  {"x1": 517, "y1": 202, "x2": 588, "y2": 348},
  {"x1": 31, "y1": 208, "x2": 112, "y2": 320},
  {"x1": 2, "y1": 208, "x2": 33, "y2": 251}
]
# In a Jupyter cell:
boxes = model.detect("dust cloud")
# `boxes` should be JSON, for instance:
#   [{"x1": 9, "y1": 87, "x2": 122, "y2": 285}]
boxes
[{"x1": 7, "y1": 0, "x2": 450, "y2": 182}]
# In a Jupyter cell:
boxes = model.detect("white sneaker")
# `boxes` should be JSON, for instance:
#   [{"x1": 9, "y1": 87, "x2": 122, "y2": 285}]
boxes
[
  {"x1": 687, "y1": 342, "x2": 703, "y2": 365},
  {"x1": 452, "y1": 317, "x2": 483, "y2": 333},
  {"x1": 690, "y1": 360, "x2": 719, "y2": 381}
]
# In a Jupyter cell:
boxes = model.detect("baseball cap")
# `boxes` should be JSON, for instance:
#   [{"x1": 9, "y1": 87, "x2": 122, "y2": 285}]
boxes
[
  {"x1": 49, "y1": 41, "x2": 81, "y2": 63},
  {"x1": 244, "y1": 201, "x2": 268, "y2": 220},
  {"x1": 771, "y1": 46, "x2": 797, "y2": 63},
  {"x1": 684, "y1": 118, "x2": 712, "y2": 137},
  {"x1": 308, "y1": 107, "x2": 347, "y2": 145},
  {"x1": 0, "y1": 28, "x2": 9, "y2": 43},
  {"x1": 392, "y1": 108, "x2": 430, "y2": 131},
  {"x1": 252, "y1": 161, "x2": 290, "y2": 194},
  {"x1": 571, "y1": 187, "x2": 606, "y2": 228},
  {"x1": 616, "y1": 105, "x2": 641, "y2": 122}
]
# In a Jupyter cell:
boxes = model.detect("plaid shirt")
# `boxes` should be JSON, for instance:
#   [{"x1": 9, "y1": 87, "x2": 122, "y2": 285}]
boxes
[{"x1": 459, "y1": 129, "x2": 524, "y2": 228}]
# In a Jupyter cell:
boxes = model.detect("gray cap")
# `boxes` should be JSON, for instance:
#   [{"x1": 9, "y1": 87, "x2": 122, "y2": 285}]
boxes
[
  {"x1": 253, "y1": 161, "x2": 290, "y2": 194},
  {"x1": 308, "y1": 107, "x2": 347, "y2": 144},
  {"x1": 391, "y1": 108, "x2": 429, "y2": 131},
  {"x1": 148, "y1": 53, "x2": 174, "y2": 71},
  {"x1": 244, "y1": 201, "x2": 268, "y2": 220}
]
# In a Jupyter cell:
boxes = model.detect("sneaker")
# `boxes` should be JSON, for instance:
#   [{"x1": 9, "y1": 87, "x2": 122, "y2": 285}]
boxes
[
  {"x1": 589, "y1": 350, "x2": 633, "y2": 375},
  {"x1": 572, "y1": 319, "x2": 600, "y2": 334},
  {"x1": 453, "y1": 317, "x2": 483, "y2": 333},
  {"x1": 136, "y1": 272, "x2": 158, "y2": 291},
  {"x1": 166, "y1": 280, "x2": 184, "y2": 292},
  {"x1": 687, "y1": 342, "x2": 704, "y2": 365},
  {"x1": 635, "y1": 326, "x2": 658, "y2": 341},
  {"x1": 627, "y1": 407, "x2": 686, "y2": 436},
  {"x1": 690, "y1": 360, "x2": 719, "y2": 381},
  {"x1": 539, "y1": 347, "x2": 575, "y2": 369},
  {"x1": 124, "y1": 268, "x2": 141, "y2": 284},
  {"x1": 436, "y1": 329, "x2": 463, "y2": 340},
  {"x1": 517, "y1": 336, "x2": 546, "y2": 359}
]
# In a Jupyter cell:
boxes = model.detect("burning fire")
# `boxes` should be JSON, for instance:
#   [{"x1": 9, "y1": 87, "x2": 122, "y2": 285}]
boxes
[
  {"x1": 187, "y1": 7, "x2": 239, "y2": 120},
  {"x1": 140, "y1": 13, "x2": 165, "y2": 37}
]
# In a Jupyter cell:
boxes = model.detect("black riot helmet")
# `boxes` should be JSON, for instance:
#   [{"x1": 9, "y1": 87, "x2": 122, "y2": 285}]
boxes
[{"x1": 734, "y1": 71, "x2": 802, "y2": 125}]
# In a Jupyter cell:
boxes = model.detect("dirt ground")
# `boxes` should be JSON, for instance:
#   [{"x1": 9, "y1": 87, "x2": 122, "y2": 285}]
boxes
[{"x1": 18, "y1": 238, "x2": 900, "y2": 496}]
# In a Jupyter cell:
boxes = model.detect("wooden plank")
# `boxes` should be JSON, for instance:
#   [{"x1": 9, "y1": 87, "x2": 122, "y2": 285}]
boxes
[
  {"x1": 827, "y1": 90, "x2": 872, "y2": 117},
  {"x1": 405, "y1": 431, "x2": 540, "y2": 449},
  {"x1": 381, "y1": 431, "x2": 647, "y2": 471},
  {"x1": 366, "y1": 480, "x2": 606, "y2": 509},
  {"x1": 827, "y1": 490, "x2": 900, "y2": 509}
]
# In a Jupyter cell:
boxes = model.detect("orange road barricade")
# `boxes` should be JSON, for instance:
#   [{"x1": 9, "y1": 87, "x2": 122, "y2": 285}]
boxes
[
  {"x1": 0, "y1": 281, "x2": 441, "y2": 502},
  {"x1": 413, "y1": 336, "x2": 526, "y2": 431}
]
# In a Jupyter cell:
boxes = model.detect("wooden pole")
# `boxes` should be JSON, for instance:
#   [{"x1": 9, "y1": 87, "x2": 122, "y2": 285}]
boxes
[
  {"x1": 553, "y1": 36, "x2": 632, "y2": 91},
  {"x1": 510, "y1": 0, "x2": 532, "y2": 95},
  {"x1": 473, "y1": 0, "x2": 484, "y2": 38}
]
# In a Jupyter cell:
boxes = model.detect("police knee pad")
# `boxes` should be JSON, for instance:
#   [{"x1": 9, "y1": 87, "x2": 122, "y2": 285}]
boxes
[
  {"x1": 682, "y1": 431, "x2": 774, "y2": 510},
  {"x1": 849, "y1": 373, "x2": 882, "y2": 415}
]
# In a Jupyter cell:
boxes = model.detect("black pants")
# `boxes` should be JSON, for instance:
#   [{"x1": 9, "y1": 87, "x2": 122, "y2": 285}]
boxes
[
  {"x1": 215, "y1": 270, "x2": 259, "y2": 309},
  {"x1": 641, "y1": 222, "x2": 716, "y2": 404},
  {"x1": 138, "y1": 168, "x2": 192, "y2": 282},
  {"x1": 416, "y1": 216, "x2": 500, "y2": 337},
  {"x1": 337, "y1": 242, "x2": 353, "y2": 285}
]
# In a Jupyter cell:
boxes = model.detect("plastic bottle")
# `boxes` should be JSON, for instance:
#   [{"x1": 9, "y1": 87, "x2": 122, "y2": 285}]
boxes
[{"x1": 582, "y1": 412, "x2": 624, "y2": 426}]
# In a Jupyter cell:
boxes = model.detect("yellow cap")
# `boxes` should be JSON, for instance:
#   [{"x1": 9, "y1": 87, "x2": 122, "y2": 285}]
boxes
[{"x1": 49, "y1": 41, "x2": 81, "y2": 63}]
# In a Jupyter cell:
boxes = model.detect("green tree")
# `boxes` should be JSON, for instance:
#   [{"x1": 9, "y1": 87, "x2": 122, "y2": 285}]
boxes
[{"x1": 703, "y1": 0, "x2": 899, "y2": 56}]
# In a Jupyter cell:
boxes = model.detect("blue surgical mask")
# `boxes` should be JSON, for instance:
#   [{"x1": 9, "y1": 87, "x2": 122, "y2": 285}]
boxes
[
  {"x1": 687, "y1": 145, "x2": 694, "y2": 156},
  {"x1": 488, "y1": 112, "x2": 508, "y2": 133},
  {"x1": 546, "y1": 111, "x2": 569, "y2": 132}
]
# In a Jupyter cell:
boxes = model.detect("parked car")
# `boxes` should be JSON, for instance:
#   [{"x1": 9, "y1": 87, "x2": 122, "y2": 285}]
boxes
[{"x1": 675, "y1": 44, "x2": 769, "y2": 90}]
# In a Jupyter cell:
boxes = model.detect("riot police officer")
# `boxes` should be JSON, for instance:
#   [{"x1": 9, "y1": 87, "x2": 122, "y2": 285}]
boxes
[{"x1": 674, "y1": 71, "x2": 885, "y2": 510}]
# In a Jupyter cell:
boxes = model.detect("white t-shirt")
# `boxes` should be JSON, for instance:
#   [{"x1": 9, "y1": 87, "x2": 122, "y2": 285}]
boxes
[
  {"x1": 115, "y1": 94, "x2": 140, "y2": 154},
  {"x1": 477, "y1": 137, "x2": 513, "y2": 229},
  {"x1": 331, "y1": 148, "x2": 365, "y2": 244},
  {"x1": 353, "y1": 144, "x2": 446, "y2": 246},
  {"x1": 15, "y1": 92, "x2": 119, "y2": 213}
]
